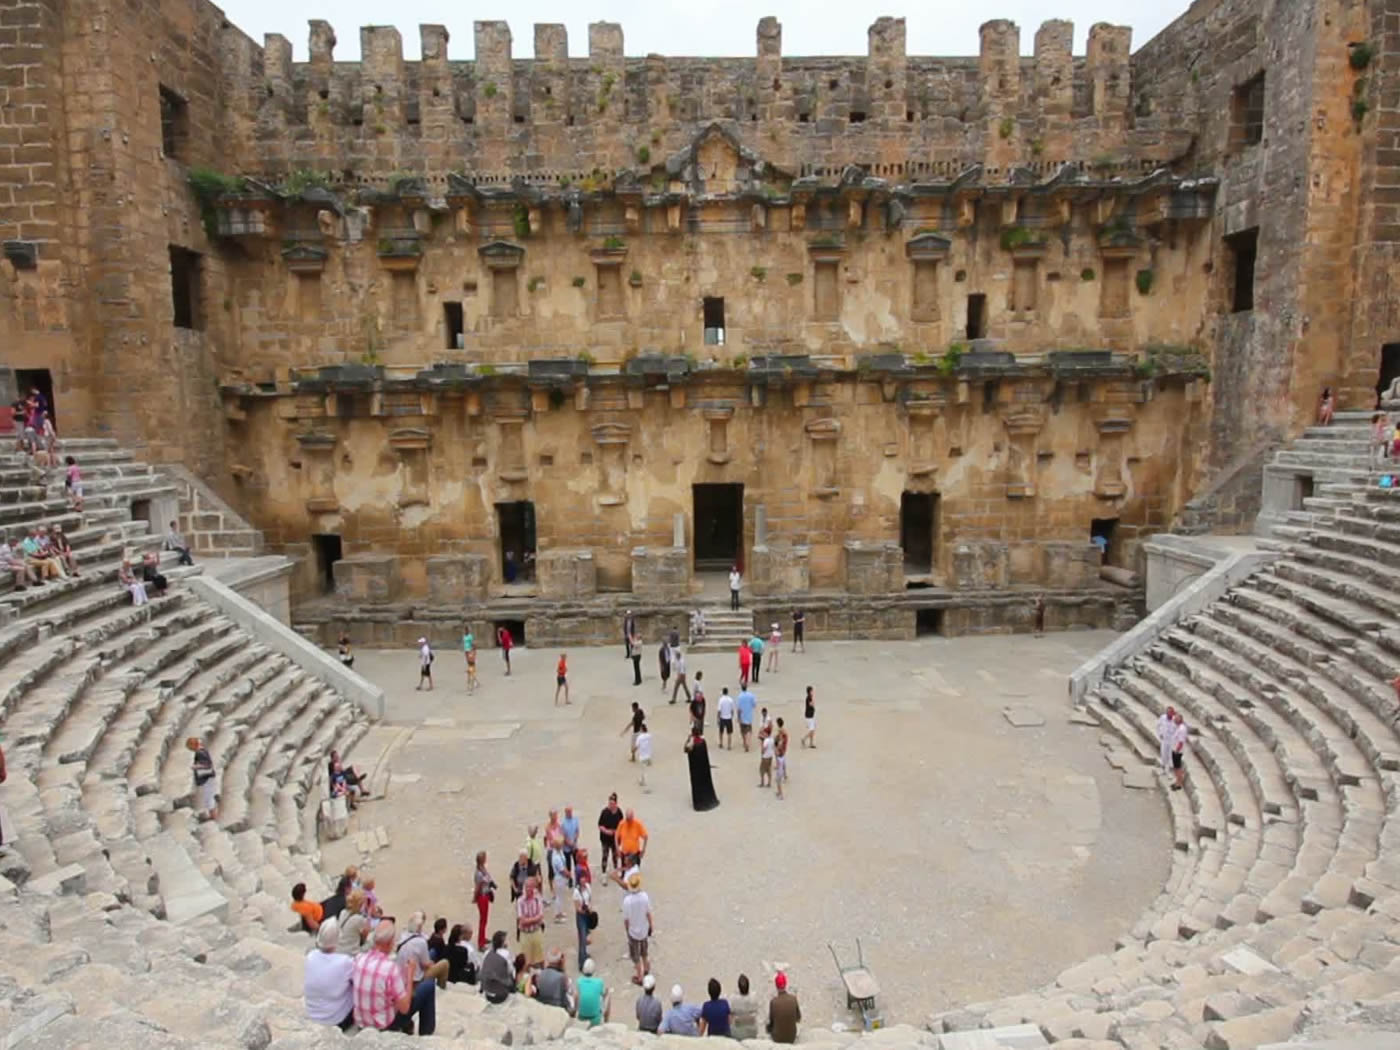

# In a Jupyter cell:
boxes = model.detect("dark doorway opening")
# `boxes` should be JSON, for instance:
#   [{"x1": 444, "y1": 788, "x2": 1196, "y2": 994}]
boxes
[
  {"x1": 494, "y1": 618, "x2": 527, "y2": 646},
  {"x1": 900, "y1": 491, "x2": 938, "y2": 574},
  {"x1": 1090, "y1": 518, "x2": 1117, "y2": 565},
  {"x1": 916, "y1": 608, "x2": 943, "y2": 637},
  {"x1": 693, "y1": 483, "x2": 743, "y2": 570},
  {"x1": 444, "y1": 302, "x2": 464, "y2": 349},
  {"x1": 1225, "y1": 228, "x2": 1258, "y2": 313},
  {"x1": 131, "y1": 498, "x2": 152, "y2": 529},
  {"x1": 496, "y1": 501, "x2": 537, "y2": 583},
  {"x1": 966, "y1": 293, "x2": 986, "y2": 339},
  {"x1": 15, "y1": 368, "x2": 55, "y2": 429},
  {"x1": 1380, "y1": 344, "x2": 1400, "y2": 401},
  {"x1": 1294, "y1": 475, "x2": 1315, "y2": 510},
  {"x1": 703, "y1": 296, "x2": 726, "y2": 346},
  {"x1": 311, "y1": 534, "x2": 343, "y2": 594}
]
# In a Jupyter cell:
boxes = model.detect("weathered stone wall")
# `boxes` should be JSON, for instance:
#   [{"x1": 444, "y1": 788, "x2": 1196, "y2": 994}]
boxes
[{"x1": 231, "y1": 365, "x2": 1208, "y2": 604}]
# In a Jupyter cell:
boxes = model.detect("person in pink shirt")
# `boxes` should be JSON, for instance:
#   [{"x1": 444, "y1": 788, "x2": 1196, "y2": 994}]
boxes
[{"x1": 738, "y1": 640, "x2": 752, "y2": 689}]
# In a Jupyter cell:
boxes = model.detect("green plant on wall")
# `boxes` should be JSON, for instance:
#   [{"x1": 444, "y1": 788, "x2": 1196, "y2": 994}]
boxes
[
  {"x1": 284, "y1": 169, "x2": 330, "y2": 196},
  {"x1": 603, "y1": 235, "x2": 625, "y2": 251},
  {"x1": 786, "y1": 273, "x2": 803, "y2": 286},
  {"x1": 1136, "y1": 269, "x2": 1155, "y2": 295},
  {"x1": 187, "y1": 168, "x2": 246, "y2": 239},
  {"x1": 635, "y1": 145, "x2": 651, "y2": 165},
  {"x1": 999, "y1": 226, "x2": 1043, "y2": 251},
  {"x1": 482, "y1": 81, "x2": 498, "y2": 98},
  {"x1": 572, "y1": 276, "x2": 586, "y2": 288},
  {"x1": 750, "y1": 265, "x2": 767, "y2": 281},
  {"x1": 628, "y1": 269, "x2": 643, "y2": 287},
  {"x1": 527, "y1": 276, "x2": 544, "y2": 292},
  {"x1": 998, "y1": 116, "x2": 1014, "y2": 139},
  {"x1": 1351, "y1": 42, "x2": 1374, "y2": 71},
  {"x1": 577, "y1": 350, "x2": 596, "y2": 365},
  {"x1": 1080, "y1": 267, "x2": 1096, "y2": 281},
  {"x1": 938, "y1": 342, "x2": 966, "y2": 376},
  {"x1": 513, "y1": 204, "x2": 531, "y2": 239},
  {"x1": 730, "y1": 354, "x2": 747, "y2": 369}
]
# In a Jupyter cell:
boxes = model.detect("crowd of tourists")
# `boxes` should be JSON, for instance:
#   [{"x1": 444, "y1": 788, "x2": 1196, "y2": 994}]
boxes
[{"x1": 294, "y1": 792, "x2": 804, "y2": 1040}]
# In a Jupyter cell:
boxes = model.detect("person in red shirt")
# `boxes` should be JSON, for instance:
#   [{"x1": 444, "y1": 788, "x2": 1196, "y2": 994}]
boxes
[
  {"x1": 555, "y1": 652, "x2": 570, "y2": 706},
  {"x1": 497, "y1": 625, "x2": 513, "y2": 676},
  {"x1": 738, "y1": 641, "x2": 752, "y2": 689}
]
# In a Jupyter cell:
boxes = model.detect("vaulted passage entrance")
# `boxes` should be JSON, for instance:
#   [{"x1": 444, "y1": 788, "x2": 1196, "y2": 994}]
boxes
[
  {"x1": 900, "y1": 491, "x2": 938, "y2": 575},
  {"x1": 693, "y1": 483, "x2": 743, "y2": 571},
  {"x1": 495, "y1": 501, "x2": 536, "y2": 583}
]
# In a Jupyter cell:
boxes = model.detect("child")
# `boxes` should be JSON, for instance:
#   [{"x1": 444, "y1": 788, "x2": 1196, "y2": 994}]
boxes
[
  {"x1": 467, "y1": 646, "x2": 479, "y2": 693},
  {"x1": 1374, "y1": 413, "x2": 1392, "y2": 466},
  {"x1": 555, "y1": 652, "x2": 570, "y2": 705},
  {"x1": 64, "y1": 456, "x2": 82, "y2": 512}
]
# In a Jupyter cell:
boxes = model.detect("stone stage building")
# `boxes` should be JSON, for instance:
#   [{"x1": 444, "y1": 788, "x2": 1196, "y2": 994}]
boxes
[{"x1": 0, "y1": 0, "x2": 1390, "y2": 643}]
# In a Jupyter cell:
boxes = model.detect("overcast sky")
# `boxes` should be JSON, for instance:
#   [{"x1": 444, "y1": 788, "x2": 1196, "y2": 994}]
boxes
[{"x1": 217, "y1": 1, "x2": 1191, "y2": 61}]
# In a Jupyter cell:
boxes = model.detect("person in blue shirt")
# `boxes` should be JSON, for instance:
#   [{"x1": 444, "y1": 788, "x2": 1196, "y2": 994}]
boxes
[
  {"x1": 736, "y1": 688, "x2": 757, "y2": 753},
  {"x1": 659, "y1": 985, "x2": 702, "y2": 1036},
  {"x1": 698, "y1": 978, "x2": 731, "y2": 1037},
  {"x1": 561, "y1": 807, "x2": 581, "y2": 875}
]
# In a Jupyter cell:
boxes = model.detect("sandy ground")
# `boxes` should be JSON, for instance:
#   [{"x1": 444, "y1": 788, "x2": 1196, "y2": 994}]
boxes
[{"x1": 329, "y1": 631, "x2": 1169, "y2": 1030}]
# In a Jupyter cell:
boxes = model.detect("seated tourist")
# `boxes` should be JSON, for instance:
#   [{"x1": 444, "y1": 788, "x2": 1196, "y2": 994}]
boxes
[
  {"x1": 337, "y1": 634, "x2": 354, "y2": 668},
  {"x1": 529, "y1": 949, "x2": 573, "y2": 1015},
  {"x1": 575, "y1": 958, "x2": 610, "y2": 1027},
  {"x1": 445, "y1": 923, "x2": 478, "y2": 984},
  {"x1": 319, "y1": 872, "x2": 352, "y2": 924},
  {"x1": 35, "y1": 527, "x2": 67, "y2": 578},
  {"x1": 291, "y1": 882, "x2": 323, "y2": 933},
  {"x1": 21, "y1": 528, "x2": 61, "y2": 582},
  {"x1": 397, "y1": 911, "x2": 450, "y2": 989},
  {"x1": 4, "y1": 538, "x2": 37, "y2": 591},
  {"x1": 635, "y1": 974, "x2": 662, "y2": 1033},
  {"x1": 118, "y1": 558, "x2": 148, "y2": 606},
  {"x1": 478, "y1": 930, "x2": 513, "y2": 1003},
  {"x1": 327, "y1": 749, "x2": 366, "y2": 801},
  {"x1": 767, "y1": 972, "x2": 801, "y2": 1044},
  {"x1": 304, "y1": 918, "x2": 354, "y2": 1030},
  {"x1": 352, "y1": 920, "x2": 435, "y2": 1036},
  {"x1": 164, "y1": 521, "x2": 194, "y2": 566},
  {"x1": 335, "y1": 889, "x2": 369, "y2": 955},
  {"x1": 659, "y1": 984, "x2": 702, "y2": 1036},
  {"x1": 48, "y1": 524, "x2": 78, "y2": 577},
  {"x1": 329, "y1": 759, "x2": 361, "y2": 810},
  {"x1": 729, "y1": 974, "x2": 759, "y2": 1039},
  {"x1": 427, "y1": 917, "x2": 448, "y2": 961},
  {"x1": 140, "y1": 551, "x2": 168, "y2": 596}
]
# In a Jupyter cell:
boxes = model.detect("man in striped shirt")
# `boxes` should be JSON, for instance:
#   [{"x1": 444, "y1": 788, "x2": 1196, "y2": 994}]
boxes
[
  {"x1": 517, "y1": 876, "x2": 547, "y2": 969},
  {"x1": 351, "y1": 921, "x2": 436, "y2": 1035}
]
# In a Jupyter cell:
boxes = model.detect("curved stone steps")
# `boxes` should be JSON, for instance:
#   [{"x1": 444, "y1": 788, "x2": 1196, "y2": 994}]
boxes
[
  {"x1": 284, "y1": 712, "x2": 369, "y2": 851},
  {"x1": 235, "y1": 680, "x2": 328, "y2": 837},
  {"x1": 203, "y1": 668, "x2": 309, "y2": 834},
  {"x1": 1101, "y1": 677, "x2": 1268, "y2": 939},
  {"x1": 1141, "y1": 643, "x2": 1332, "y2": 922}
]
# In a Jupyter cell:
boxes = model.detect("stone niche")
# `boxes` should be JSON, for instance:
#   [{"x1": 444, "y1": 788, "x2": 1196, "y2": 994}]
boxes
[
  {"x1": 749, "y1": 543, "x2": 811, "y2": 596},
  {"x1": 631, "y1": 546, "x2": 691, "y2": 600},
  {"x1": 537, "y1": 548, "x2": 598, "y2": 599},
  {"x1": 332, "y1": 553, "x2": 401, "y2": 604},
  {"x1": 951, "y1": 541, "x2": 1009, "y2": 590},
  {"x1": 1039, "y1": 541, "x2": 1102, "y2": 588},
  {"x1": 843, "y1": 540, "x2": 903, "y2": 594},
  {"x1": 425, "y1": 553, "x2": 490, "y2": 605}
]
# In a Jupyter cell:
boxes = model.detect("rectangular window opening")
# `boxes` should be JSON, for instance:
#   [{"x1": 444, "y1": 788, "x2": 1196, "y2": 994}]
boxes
[
  {"x1": 312, "y1": 533, "x2": 343, "y2": 595},
  {"x1": 900, "y1": 490, "x2": 938, "y2": 574},
  {"x1": 814, "y1": 262, "x2": 840, "y2": 321},
  {"x1": 1226, "y1": 228, "x2": 1258, "y2": 313},
  {"x1": 491, "y1": 268, "x2": 519, "y2": 319},
  {"x1": 912, "y1": 260, "x2": 939, "y2": 320},
  {"x1": 444, "y1": 301, "x2": 464, "y2": 348},
  {"x1": 703, "y1": 296, "x2": 726, "y2": 345},
  {"x1": 169, "y1": 245, "x2": 202, "y2": 330},
  {"x1": 597, "y1": 266, "x2": 624, "y2": 319},
  {"x1": 159, "y1": 85, "x2": 189, "y2": 161},
  {"x1": 966, "y1": 293, "x2": 986, "y2": 339},
  {"x1": 915, "y1": 608, "x2": 943, "y2": 637},
  {"x1": 1231, "y1": 72, "x2": 1265, "y2": 149},
  {"x1": 1100, "y1": 258, "x2": 1130, "y2": 318},
  {"x1": 1090, "y1": 518, "x2": 1117, "y2": 564}
]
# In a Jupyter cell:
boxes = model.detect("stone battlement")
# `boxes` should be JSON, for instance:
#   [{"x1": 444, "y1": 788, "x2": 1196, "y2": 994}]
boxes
[{"x1": 223, "y1": 17, "x2": 1177, "y2": 178}]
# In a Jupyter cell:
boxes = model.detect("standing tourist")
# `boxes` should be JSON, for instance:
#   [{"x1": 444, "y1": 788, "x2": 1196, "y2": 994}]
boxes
[
  {"x1": 1318, "y1": 386, "x2": 1335, "y2": 426},
  {"x1": 463, "y1": 626, "x2": 478, "y2": 692},
  {"x1": 636, "y1": 722, "x2": 653, "y2": 790},
  {"x1": 597, "y1": 793, "x2": 623, "y2": 876},
  {"x1": 555, "y1": 652, "x2": 570, "y2": 706},
  {"x1": 1171, "y1": 710, "x2": 1189, "y2": 792},
  {"x1": 629, "y1": 626, "x2": 643, "y2": 686},
  {"x1": 748, "y1": 632, "x2": 764, "y2": 684},
  {"x1": 516, "y1": 877, "x2": 546, "y2": 969},
  {"x1": 738, "y1": 639, "x2": 752, "y2": 689},
  {"x1": 774, "y1": 718, "x2": 789, "y2": 800},
  {"x1": 623, "y1": 609, "x2": 637, "y2": 659},
  {"x1": 1156, "y1": 705, "x2": 1177, "y2": 774},
  {"x1": 622, "y1": 873, "x2": 653, "y2": 986},
  {"x1": 572, "y1": 859, "x2": 593, "y2": 970},
  {"x1": 497, "y1": 624, "x2": 514, "y2": 676},
  {"x1": 658, "y1": 637, "x2": 672, "y2": 696},
  {"x1": 561, "y1": 805, "x2": 581, "y2": 874},
  {"x1": 686, "y1": 730, "x2": 720, "y2": 812},
  {"x1": 767, "y1": 622, "x2": 781, "y2": 673},
  {"x1": 801, "y1": 687, "x2": 816, "y2": 748},
  {"x1": 791, "y1": 608, "x2": 805, "y2": 652},
  {"x1": 690, "y1": 670, "x2": 707, "y2": 735},
  {"x1": 728, "y1": 564, "x2": 742, "y2": 610},
  {"x1": 64, "y1": 455, "x2": 83, "y2": 512},
  {"x1": 622, "y1": 702, "x2": 646, "y2": 760},
  {"x1": 759, "y1": 725, "x2": 774, "y2": 789},
  {"x1": 416, "y1": 638, "x2": 434, "y2": 692},
  {"x1": 617, "y1": 808, "x2": 648, "y2": 870},
  {"x1": 767, "y1": 972, "x2": 800, "y2": 1044},
  {"x1": 473, "y1": 851, "x2": 495, "y2": 950},
  {"x1": 187, "y1": 736, "x2": 217, "y2": 820},
  {"x1": 716, "y1": 688, "x2": 735, "y2": 750},
  {"x1": 670, "y1": 646, "x2": 691, "y2": 705},
  {"x1": 736, "y1": 686, "x2": 756, "y2": 752}
]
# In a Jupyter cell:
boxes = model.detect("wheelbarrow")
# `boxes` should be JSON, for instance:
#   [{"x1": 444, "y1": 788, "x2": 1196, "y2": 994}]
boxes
[{"x1": 829, "y1": 939, "x2": 882, "y2": 1030}]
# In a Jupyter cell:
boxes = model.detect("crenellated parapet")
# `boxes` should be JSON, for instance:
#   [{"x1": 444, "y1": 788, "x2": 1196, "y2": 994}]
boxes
[{"x1": 220, "y1": 16, "x2": 1192, "y2": 181}]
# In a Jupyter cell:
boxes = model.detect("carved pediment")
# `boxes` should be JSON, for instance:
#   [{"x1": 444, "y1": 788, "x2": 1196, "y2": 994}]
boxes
[
  {"x1": 663, "y1": 123, "x2": 791, "y2": 197},
  {"x1": 478, "y1": 240, "x2": 525, "y2": 269},
  {"x1": 905, "y1": 233, "x2": 951, "y2": 261}
]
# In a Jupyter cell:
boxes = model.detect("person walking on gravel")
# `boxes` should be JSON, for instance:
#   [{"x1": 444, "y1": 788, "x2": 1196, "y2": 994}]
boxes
[
  {"x1": 497, "y1": 625, "x2": 514, "y2": 676},
  {"x1": 416, "y1": 638, "x2": 434, "y2": 691},
  {"x1": 187, "y1": 736, "x2": 217, "y2": 821},
  {"x1": 670, "y1": 647, "x2": 691, "y2": 705},
  {"x1": 801, "y1": 686, "x2": 816, "y2": 749}
]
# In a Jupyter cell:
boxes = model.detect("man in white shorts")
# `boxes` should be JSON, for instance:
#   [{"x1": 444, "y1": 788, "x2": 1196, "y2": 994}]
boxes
[
  {"x1": 716, "y1": 688, "x2": 736, "y2": 750},
  {"x1": 801, "y1": 686, "x2": 816, "y2": 749}
]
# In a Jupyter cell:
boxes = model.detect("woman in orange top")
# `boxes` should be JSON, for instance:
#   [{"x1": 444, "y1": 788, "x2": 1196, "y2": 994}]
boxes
[{"x1": 555, "y1": 652, "x2": 570, "y2": 706}]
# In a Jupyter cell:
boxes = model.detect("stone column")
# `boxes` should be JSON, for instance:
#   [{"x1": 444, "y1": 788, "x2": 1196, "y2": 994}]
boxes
[
  {"x1": 296, "y1": 432, "x2": 338, "y2": 513},
  {"x1": 1001, "y1": 408, "x2": 1044, "y2": 499},
  {"x1": 1093, "y1": 414, "x2": 1133, "y2": 499}
]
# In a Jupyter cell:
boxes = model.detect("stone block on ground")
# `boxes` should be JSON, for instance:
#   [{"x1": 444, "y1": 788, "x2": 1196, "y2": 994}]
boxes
[
  {"x1": 537, "y1": 548, "x2": 598, "y2": 599},
  {"x1": 332, "y1": 554, "x2": 401, "y2": 604},
  {"x1": 938, "y1": 1024, "x2": 1048, "y2": 1049}
]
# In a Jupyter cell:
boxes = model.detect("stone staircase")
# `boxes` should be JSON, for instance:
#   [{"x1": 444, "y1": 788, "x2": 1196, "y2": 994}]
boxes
[
  {"x1": 687, "y1": 605, "x2": 754, "y2": 652},
  {"x1": 1255, "y1": 410, "x2": 1376, "y2": 540}
]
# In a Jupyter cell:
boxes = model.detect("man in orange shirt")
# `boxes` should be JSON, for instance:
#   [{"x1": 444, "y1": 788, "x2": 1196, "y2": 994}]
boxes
[
  {"x1": 291, "y1": 882, "x2": 324, "y2": 933},
  {"x1": 616, "y1": 809, "x2": 648, "y2": 870}
]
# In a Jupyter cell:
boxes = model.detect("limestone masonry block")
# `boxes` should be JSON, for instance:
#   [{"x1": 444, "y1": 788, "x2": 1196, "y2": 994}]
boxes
[
  {"x1": 749, "y1": 543, "x2": 811, "y2": 596},
  {"x1": 631, "y1": 546, "x2": 691, "y2": 601},
  {"x1": 843, "y1": 540, "x2": 904, "y2": 594},
  {"x1": 333, "y1": 553, "x2": 401, "y2": 604},
  {"x1": 537, "y1": 548, "x2": 598, "y2": 599},
  {"x1": 952, "y1": 542, "x2": 1010, "y2": 590},
  {"x1": 426, "y1": 553, "x2": 489, "y2": 604}
]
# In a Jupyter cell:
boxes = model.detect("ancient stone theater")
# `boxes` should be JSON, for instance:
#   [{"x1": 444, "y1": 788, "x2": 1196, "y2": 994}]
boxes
[{"x1": 0, "y1": 0, "x2": 1389, "y2": 644}]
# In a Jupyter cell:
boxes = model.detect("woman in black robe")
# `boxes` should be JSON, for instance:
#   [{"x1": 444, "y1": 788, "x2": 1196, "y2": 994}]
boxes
[{"x1": 686, "y1": 731, "x2": 720, "y2": 811}]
